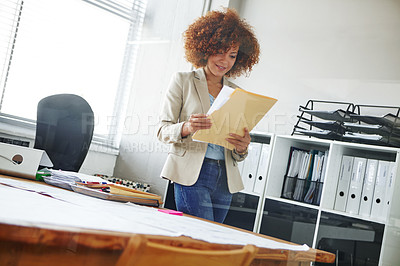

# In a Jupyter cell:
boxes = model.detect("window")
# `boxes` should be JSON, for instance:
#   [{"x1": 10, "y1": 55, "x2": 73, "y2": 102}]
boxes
[{"x1": 0, "y1": 0, "x2": 147, "y2": 148}]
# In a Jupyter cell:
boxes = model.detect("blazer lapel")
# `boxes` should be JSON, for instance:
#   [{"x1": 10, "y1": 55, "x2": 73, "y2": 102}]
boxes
[{"x1": 193, "y1": 68, "x2": 210, "y2": 113}]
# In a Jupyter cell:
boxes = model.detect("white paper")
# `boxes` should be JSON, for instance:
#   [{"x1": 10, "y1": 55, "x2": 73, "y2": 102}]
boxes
[
  {"x1": 206, "y1": 85, "x2": 234, "y2": 115},
  {"x1": 0, "y1": 176, "x2": 309, "y2": 251}
]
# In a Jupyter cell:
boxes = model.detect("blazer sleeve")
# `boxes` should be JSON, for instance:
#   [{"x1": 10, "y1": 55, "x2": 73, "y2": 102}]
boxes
[{"x1": 157, "y1": 73, "x2": 186, "y2": 144}]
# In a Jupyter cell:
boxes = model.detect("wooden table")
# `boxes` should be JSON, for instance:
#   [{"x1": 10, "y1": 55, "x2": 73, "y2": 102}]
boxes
[{"x1": 0, "y1": 175, "x2": 335, "y2": 265}]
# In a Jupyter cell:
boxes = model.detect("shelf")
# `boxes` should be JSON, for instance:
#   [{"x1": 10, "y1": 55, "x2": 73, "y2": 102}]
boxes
[
  {"x1": 166, "y1": 133, "x2": 400, "y2": 265},
  {"x1": 316, "y1": 212, "x2": 385, "y2": 265},
  {"x1": 264, "y1": 195, "x2": 320, "y2": 211},
  {"x1": 255, "y1": 134, "x2": 400, "y2": 265},
  {"x1": 319, "y1": 207, "x2": 386, "y2": 225}
]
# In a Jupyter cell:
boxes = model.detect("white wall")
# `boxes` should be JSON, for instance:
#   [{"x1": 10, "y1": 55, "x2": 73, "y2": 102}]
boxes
[
  {"x1": 114, "y1": 0, "x2": 400, "y2": 197},
  {"x1": 113, "y1": 0, "x2": 205, "y2": 197},
  {"x1": 79, "y1": 146, "x2": 117, "y2": 176},
  {"x1": 233, "y1": 0, "x2": 400, "y2": 134}
]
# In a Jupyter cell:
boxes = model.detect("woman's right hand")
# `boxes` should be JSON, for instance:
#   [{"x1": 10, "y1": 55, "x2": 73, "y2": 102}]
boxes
[{"x1": 181, "y1": 114, "x2": 212, "y2": 137}]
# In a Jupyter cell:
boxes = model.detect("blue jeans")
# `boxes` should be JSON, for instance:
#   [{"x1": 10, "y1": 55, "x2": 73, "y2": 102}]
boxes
[{"x1": 174, "y1": 158, "x2": 233, "y2": 223}]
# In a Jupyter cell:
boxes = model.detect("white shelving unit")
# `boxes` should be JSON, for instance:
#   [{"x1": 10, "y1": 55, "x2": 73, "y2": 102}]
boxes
[
  {"x1": 163, "y1": 132, "x2": 400, "y2": 264},
  {"x1": 253, "y1": 134, "x2": 400, "y2": 265}
]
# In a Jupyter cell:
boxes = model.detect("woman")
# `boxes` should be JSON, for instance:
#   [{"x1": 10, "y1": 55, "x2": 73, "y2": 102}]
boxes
[{"x1": 157, "y1": 8, "x2": 260, "y2": 223}]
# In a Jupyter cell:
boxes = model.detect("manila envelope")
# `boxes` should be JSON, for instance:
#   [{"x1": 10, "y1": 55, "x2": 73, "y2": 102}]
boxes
[{"x1": 193, "y1": 88, "x2": 277, "y2": 150}]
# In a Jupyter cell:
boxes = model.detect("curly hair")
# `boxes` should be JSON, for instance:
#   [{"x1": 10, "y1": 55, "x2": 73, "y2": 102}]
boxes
[{"x1": 183, "y1": 8, "x2": 260, "y2": 78}]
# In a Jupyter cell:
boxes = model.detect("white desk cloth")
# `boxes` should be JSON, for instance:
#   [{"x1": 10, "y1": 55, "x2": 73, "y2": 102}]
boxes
[{"x1": 0, "y1": 176, "x2": 309, "y2": 251}]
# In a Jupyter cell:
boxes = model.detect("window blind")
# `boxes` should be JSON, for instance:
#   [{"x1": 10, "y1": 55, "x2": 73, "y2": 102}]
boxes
[
  {"x1": 83, "y1": 0, "x2": 146, "y2": 23},
  {"x1": 0, "y1": 0, "x2": 147, "y2": 149},
  {"x1": 0, "y1": 0, "x2": 23, "y2": 109}
]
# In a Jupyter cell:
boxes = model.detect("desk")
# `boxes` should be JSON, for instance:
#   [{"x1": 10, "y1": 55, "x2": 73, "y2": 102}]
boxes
[{"x1": 0, "y1": 175, "x2": 335, "y2": 265}]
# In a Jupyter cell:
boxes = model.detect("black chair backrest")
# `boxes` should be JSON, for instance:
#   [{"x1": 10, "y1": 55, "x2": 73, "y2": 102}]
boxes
[{"x1": 34, "y1": 94, "x2": 94, "y2": 172}]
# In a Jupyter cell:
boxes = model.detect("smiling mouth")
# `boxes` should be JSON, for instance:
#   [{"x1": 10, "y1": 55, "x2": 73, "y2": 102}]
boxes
[{"x1": 216, "y1": 64, "x2": 226, "y2": 71}]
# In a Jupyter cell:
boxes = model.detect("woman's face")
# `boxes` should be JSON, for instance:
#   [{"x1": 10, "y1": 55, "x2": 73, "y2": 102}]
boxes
[{"x1": 206, "y1": 45, "x2": 239, "y2": 78}]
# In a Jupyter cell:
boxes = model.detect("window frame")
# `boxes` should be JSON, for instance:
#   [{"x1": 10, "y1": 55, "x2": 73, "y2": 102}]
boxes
[{"x1": 0, "y1": 0, "x2": 147, "y2": 152}]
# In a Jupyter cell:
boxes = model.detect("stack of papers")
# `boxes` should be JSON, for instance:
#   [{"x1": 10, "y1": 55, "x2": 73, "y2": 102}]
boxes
[
  {"x1": 343, "y1": 132, "x2": 400, "y2": 147},
  {"x1": 343, "y1": 122, "x2": 399, "y2": 136},
  {"x1": 39, "y1": 169, "x2": 162, "y2": 207},
  {"x1": 71, "y1": 183, "x2": 162, "y2": 207},
  {"x1": 302, "y1": 120, "x2": 345, "y2": 133},
  {"x1": 299, "y1": 108, "x2": 352, "y2": 123},
  {"x1": 295, "y1": 128, "x2": 342, "y2": 140},
  {"x1": 349, "y1": 113, "x2": 400, "y2": 127}
]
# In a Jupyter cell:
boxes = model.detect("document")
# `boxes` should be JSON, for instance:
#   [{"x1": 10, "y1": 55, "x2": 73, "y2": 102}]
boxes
[
  {"x1": 299, "y1": 108, "x2": 350, "y2": 122},
  {"x1": 292, "y1": 151, "x2": 313, "y2": 201},
  {"x1": 371, "y1": 160, "x2": 390, "y2": 220},
  {"x1": 315, "y1": 150, "x2": 328, "y2": 205},
  {"x1": 295, "y1": 128, "x2": 342, "y2": 140},
  {"x1": 343, "y1": 122, "x2": 400, "y2": 136},
  {"x1": 349, "y1": 113, "x2": 400, "y2": 127},
  {"x1": 345, "y1": 157, "x2": 367, "y2": 214},
  {"x1": 358, "y1": 159, "x2": 378, "y2": 217},
  {"x1": 333, "y1": 156, "x2": 354, "y2": 212},
  {"x1": 304, "y1": 151, "x2": 325, "y2": 204},
  {"x1": 192, "y1": 86, "x2": 277, "y2": 150},
  {"x1": 281, "y1": 147, "x2": 308, "y2": 199},
  {"x1": 302, "y1": 120, "x2": 345, "y2": 132}
]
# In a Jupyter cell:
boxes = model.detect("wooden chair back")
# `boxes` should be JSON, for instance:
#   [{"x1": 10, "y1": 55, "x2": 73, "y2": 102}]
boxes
[{"x1": 116, "y1": 235, "x2": 258, "y2": 266}]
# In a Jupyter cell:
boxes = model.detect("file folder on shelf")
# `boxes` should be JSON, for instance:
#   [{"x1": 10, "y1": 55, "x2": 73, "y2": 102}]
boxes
[
  {"x1": 240, "y1": 142, "x2": 262, "y2": 194},
  {"x1": 333, "y1": 155, "x2": 354, "y2": 212},
  {"x1": 281, "y1": 147, "x2": 326, "y2": 205},
  {"x1": 281, "y1": 147, "x2": 308, "y2": 199},
  {"x1": 345, "y1": 157, "x2": 367, "y2": 214},
  {"x1": 370, "y1": 160, "x2": 390, "y2": 220},
  {"x1": 303, "y1": 151, "x2": 325, "y2": 204},
  {"x1": 315, "y1": 150, "x2": 328, "y2": 205},
  {"x1": 252, "y1": 144, "x2": 271, "y2": 195},
  {"x1": 358, "y1": 159, "x2": 378, "y2": 217},
  {"x1": 292, "y1": 149, "x2": 314, "y2": 201},
  {"x1": 382, "y1": 162, "x2": 396, "y2": 218}
]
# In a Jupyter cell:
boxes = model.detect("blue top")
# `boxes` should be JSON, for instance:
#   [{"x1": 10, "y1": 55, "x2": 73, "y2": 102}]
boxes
[{"x1": 204, "y1": 94, "x2": 225, "y2": 160}]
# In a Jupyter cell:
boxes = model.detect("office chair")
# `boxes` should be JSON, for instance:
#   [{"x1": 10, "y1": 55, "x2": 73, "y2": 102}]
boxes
[
  {"x1": 116, "y1": 235, "x2": 258, "y2": 266},
  {"x1": 34, "y1": 94, "x2": 94, "y2": 172}
]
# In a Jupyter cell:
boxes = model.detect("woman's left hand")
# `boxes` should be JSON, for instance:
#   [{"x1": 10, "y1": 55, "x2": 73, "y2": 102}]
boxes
[{"x1": 226, "y1": 128, "x2": 251, "y2": 154}]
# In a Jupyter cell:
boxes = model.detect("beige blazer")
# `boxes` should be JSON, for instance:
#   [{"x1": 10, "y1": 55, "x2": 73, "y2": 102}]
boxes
[{"x1": 157, "y1": 68, "x2": 247, "y2": 193}]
